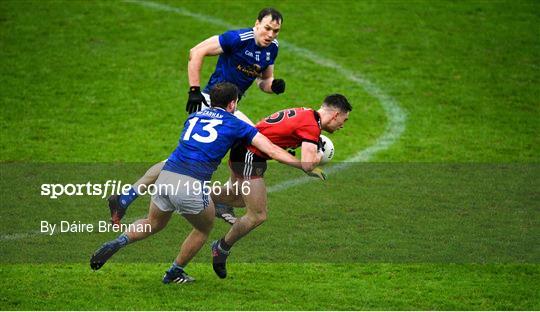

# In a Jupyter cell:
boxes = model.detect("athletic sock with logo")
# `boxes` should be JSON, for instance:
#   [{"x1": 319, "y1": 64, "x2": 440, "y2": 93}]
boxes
[
  {"x1": 219, "y1": 238, "x2": 231, "y2": 252},
  {"x1": 119, "y1": 186, "x2": 139, "y2": 209},
  {"x1": 113, "y1": 233, "x2": 130, "y2": 247}
]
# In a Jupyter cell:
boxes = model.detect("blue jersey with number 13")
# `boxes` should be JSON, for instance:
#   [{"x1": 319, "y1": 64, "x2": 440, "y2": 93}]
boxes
[{"x1": 164, "y1": 108, "x2": 258, "y2": 181}]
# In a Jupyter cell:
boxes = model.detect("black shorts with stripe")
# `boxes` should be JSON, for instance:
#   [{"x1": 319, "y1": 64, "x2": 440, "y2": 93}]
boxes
[{"x1": 229, "y1": 144, "x2": 268, "y2": 179}]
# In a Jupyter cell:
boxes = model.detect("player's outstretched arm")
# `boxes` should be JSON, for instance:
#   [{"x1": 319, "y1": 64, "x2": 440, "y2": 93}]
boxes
[
  {"x1": 186, "y1": 36, "x2": 224, "y2": 113},
  {"x1": 188, "y1": 35, "x2": 224, "y2": 87},
  {"x1": 256, "y1": 65, "x2": 285, "y2": 95},
  {"x1": 251, "y1": 133, "x2": 302, "y2": 169}
]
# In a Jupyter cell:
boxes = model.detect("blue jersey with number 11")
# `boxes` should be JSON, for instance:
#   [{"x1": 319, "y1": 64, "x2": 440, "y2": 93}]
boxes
[
  {"x1": 164, "y1": 108, "x2": 258, "y2": 181},
  {"x1": 203, "y1": 28, "x2": 279, "y2": 96}
]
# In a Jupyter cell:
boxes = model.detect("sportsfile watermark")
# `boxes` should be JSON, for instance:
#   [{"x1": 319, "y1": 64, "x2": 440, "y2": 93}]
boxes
[
  {"x1": 2, "y1": 163, "x2": 537, "y2": 263},
  {"x1": 40, "y1": 180, "x2": 251, "y2": 199}
]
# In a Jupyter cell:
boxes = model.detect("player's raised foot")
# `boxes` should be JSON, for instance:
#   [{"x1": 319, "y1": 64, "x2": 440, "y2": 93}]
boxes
[
  {"x1": 108, "y1": 194, "x2": 126, "y2": 225},
  {"x1": 215, "y1": 203, "x2": 236, "y2": 225},
  {"x1": 162, "y1": 267, "x2": 195, "y2": 284},
  {"x1": 211, "y1": 240, "x2": 230, "y2": 279},
  {"x1": 90, "y1": 241, "x2": 121, "y2": 270}
]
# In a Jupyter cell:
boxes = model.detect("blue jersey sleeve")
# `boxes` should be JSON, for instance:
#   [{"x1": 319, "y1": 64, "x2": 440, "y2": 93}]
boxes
[
  {"x1": 219, "y1": 30, "x2": 240, "y2": 54},
  {"x1": 269, "y1": 44, "x2": 279, "y2": 65},
  {"x1": 234, "y1": 118, "x2": 258, "y2": 144}
]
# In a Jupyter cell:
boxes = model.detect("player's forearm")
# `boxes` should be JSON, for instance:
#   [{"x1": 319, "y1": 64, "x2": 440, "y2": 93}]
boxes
[
  {"x1": 257, "y1": 77, "x2": 274, "y2": 93},
  {"x1": 301, "y1": 162, "x2": 319, "y2": 172},
  {"x1": 300, "y1": 149, "x2": 322, "y2": 172},
  {"x1": 266, "y1": 147, "x2": 303, "y2": 170},
  {"x1": 273, "y1": 155, "x2": 304, "y2": 171},
  {"x1": 188, "y1": 50, "x2": 204, "y2": 87},
  {"x1": 252, "y1": 134, "x2": 303, "y2": 170}
]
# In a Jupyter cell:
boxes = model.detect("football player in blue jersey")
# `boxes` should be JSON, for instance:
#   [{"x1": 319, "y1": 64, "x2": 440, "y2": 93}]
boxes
[
  {"x1": 107, "y1": 8, "x2": 286, "y2": 226},
  {"x1": 90, "y1": 83, "x2": 304, "y2": 283},
  {"x1": 186, "y1": 7, "x2": 285, "y2": 116}
]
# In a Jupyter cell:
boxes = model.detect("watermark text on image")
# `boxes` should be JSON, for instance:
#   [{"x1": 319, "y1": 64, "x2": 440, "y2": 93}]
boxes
[{"x1": 40, "y1": 180, "x2": 251, "y2": 199}]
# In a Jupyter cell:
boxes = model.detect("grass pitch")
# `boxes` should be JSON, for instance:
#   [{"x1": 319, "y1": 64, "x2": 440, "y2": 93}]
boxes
[{"x1": 1, "y1": 0, "x2": 539, "y2": 310}]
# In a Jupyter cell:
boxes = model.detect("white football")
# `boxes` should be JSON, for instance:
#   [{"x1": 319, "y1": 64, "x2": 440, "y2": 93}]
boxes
[{"x1": 318, "y1": 134, "x2": 335, "y2": 165}]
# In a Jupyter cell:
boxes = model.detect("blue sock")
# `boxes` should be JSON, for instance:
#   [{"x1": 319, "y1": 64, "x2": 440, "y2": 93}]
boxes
[
  {"x1": 170, "y1": 262, "x2": 184, "y2": 272},
  {"x1": 114, "y1": 233, "x2": 130, "y2": 247},
  {"x1": 119, "y1": 186, "x2": 138, "y2": 209}
]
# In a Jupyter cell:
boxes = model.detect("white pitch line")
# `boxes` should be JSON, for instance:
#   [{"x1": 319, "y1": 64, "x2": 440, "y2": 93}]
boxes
[
  {"x1": 1, "y1": 1, "x2": 406, "y2": 241},
  {"x1": 0, "y1": 230, "x2": 42, "y2": 241}
]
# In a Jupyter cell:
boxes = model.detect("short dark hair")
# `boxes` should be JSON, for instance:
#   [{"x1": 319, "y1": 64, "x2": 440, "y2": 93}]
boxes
[
  {"x1": 257, "y1": 8, "x2": 283, "y2": 24},
  {"x1": 210, "y1": 82, "x2": 239, "y2": 109},
  {"x1": 323, "y1": 94, "x2": 352, "y2": 113}
]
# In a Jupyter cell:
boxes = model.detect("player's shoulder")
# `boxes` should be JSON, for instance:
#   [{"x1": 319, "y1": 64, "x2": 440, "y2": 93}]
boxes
[
  {"x1": 225, "y1": 28, "x2": 254, "y2": 41},
  {"x1": 294, "y1": 107, "x2": 319, "y2": 124},
  {"x1": 293, "y1": 107, "x2": 315, "y2": 115},
  {"x1": 221, "y1": 110, "x2": 247, "y2": 125}
]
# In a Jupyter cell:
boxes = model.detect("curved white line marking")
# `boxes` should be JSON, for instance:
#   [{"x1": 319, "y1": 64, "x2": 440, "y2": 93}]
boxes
[{"x1": 1, "y1": 1, "x2": 406, "y2": 241}]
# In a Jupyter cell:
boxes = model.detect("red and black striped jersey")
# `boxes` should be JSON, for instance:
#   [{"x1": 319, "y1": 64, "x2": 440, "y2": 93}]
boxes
[{"x1": 248, "y1": 107, "x2": 321, "y2": 158}]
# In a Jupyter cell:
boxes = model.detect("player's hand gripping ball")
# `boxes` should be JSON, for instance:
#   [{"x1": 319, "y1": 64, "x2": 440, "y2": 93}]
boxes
[{"x1": 318, "y1": 135, "x2": 335, "y2": 165}]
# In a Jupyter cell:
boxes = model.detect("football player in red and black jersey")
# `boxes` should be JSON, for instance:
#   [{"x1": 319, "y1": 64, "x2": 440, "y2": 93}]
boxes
[{"x1": 210, "y1": 94, "x2": 352, "y2": 279}]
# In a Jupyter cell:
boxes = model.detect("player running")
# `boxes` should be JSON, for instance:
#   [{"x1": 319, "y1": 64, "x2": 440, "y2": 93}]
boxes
[
  {"x1": 89, "y1": 83, "x2": 310, "y2": 283},
  {"x1": 107, "y1": 8, "x2": 286, "y2": 225},
  {"x1": 210, "y1": 94, "x2": 352, "y2": 279}
]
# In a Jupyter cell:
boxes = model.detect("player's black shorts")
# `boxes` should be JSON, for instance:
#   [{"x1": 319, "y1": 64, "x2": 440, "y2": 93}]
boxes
[{"x1": 229, "y1": 144, "x2": 267, "y2": 179}]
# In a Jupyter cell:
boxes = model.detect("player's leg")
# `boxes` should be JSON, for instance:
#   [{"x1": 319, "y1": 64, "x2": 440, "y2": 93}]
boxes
[
  {"x1": 124, "y1": 201, "x2": 172, "y2": 241},
  {"x1": 212, "y1": 178, "x2": 267, "y2": 278},
  {"x1": 162, "y1": 175, "x2": 214, "y2": 284},
  {"x1": 212, "y1": 146, "x2": 253, "y2": 225},
  {"x1": 109, "y1": 161, "x2": 165, "y2": 224},
  {"x1": 212, "y1": 171, "x2": 247, "y2": 224},
  {"x1": 224, "y1": 178, "x2": 267, "y2": 244},
  {"x1": 212, "y1": 176, "x2": 247, "y2": 207},
  {"x1": 175, "y1": 202, "x2": 215, "y2": 266},
  {"x1": 90, "y1": 200, "x2": 172, "y2": 270},
  {"x1": 162, "y1": 204, "x2": 215, "y2": 284}
]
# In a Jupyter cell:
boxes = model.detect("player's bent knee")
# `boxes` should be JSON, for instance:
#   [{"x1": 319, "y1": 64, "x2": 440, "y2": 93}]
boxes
[
  {"x1": 246, "y1": 210, "x2": 267, "y2": 227},
  {"x1": 255, "y1": 213, "x2": 267, "y2": 225},
  {"x1": 197, "y1": 229, "x2": 211, "y2": 240},
  {"x1": 198, "y1": 220, "x2": 214, "y2": 235},
  {"x1": 147, "y1": 215, "x2": 169, "y2": 232}
]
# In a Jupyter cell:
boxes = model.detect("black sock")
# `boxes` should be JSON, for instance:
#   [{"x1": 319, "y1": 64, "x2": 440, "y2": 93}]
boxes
[{"x1": 219, "y1": 238, "x2": 231, "y2": 251}]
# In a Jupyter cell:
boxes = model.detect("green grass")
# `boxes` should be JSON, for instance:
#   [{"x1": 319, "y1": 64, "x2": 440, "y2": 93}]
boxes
[
  {"x1": 2, "y1": 263, "x2": 539, "y2": 310},
  {"x1": 1, "y1": 0, "x2": 539, "y2": 310}
]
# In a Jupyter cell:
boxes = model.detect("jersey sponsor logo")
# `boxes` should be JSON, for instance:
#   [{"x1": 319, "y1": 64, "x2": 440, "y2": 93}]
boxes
[{"x1": 236, "y1": 63, "x2": 262, "y2": 78}]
